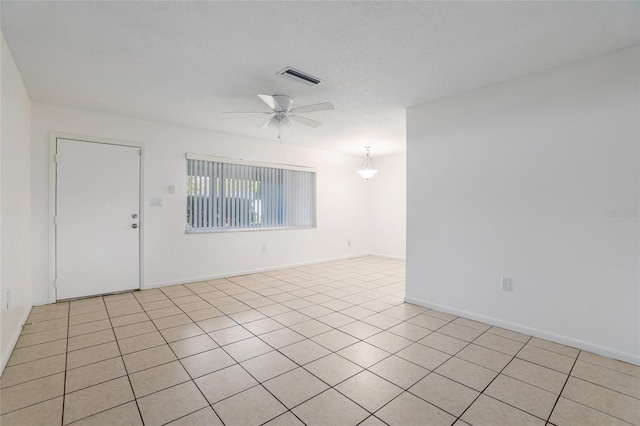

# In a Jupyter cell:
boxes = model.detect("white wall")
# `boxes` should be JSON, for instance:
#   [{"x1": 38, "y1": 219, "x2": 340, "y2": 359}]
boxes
[
  {"x1": 31, "y1": 103, "x2": 373, "y2": 305},
  {"x1": 1, "y1": 35, "x2": 32, "y2": 372},
  {"x1": 370, "y1": 151, "x2": 406, "y2": 259},
  {"x1": 406, "y1": 46, "x2": 640, "y2": 365}
]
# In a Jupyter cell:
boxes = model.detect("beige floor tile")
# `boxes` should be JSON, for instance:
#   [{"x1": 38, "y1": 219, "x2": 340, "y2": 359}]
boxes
[
  {"x1": 485, "y1": 374, "x2": 557, "y2": 419},
  {"x1": 298, "y1": 304, "x2": 333, "y2": 318},
  {"x1": 68, "y1": 329, "x2": 115, "y2": 351},
  {"x1": 289, "y1": 319, "x2": 332, "y2": 338},
  {"x1": 214, "y1": 385, "x2": 287, "y2": 426},
  {"x1": 336, "y1": 370, "x2": 403, "y2": 412},
  {"x1": 229, "y1": 309, "x2": 267, "y2": 324},
  {"x1": 260, "y1": 328, "x2": 306, "y2": 348},
  {"x1": 243, "y1": 318, "x2": 285, "y2": 335},
  {"x1": 473, "y1": 332, "x2": 525, "y2": 356},
  {"x1": 129, "y1": 360, "x2": 190, "y2": 398},
  {"x1": 387, "y1": 322, "x2": 432, "y2": 341},
  {"x1": 197, "y1": 316, "x2": 237, "y2": 333},
  {"x1": 67, "y1": 341, "x2": 121, "y2": 369},
  {"x1": 293, "y1": 389, "x2": 369, "y2": 426},
  {"x1": 23, "y1": 317, "x2": 69, "y2": 334},
  {"x1": 65, "y1": 357, "x2": 127, "y2": 393},
  {"x1": 272, "y1": 311, "x2": 311, "y2": 327},
  {"x1": 571, "y1": 360, "x2": 640, "y2": 399},
  {"x1": 224, "y1": 337, "x2": 273, "y2": 362},
  {"x1": 68, "y1": 319, "x2": 112, "y2": 337},
  {"x1": 181, "y1": 347, "x2": 236, "y2": 378},
  {"x1": 1, "y1": 354, "x2": 66, "y2": 388},
  {"x1": 369, "y1": 354, "x2": 430, "y2": 389},
  {"x1": 263, "y1": 367, "x2": 329, "y2": 409},
  {"x1": 263, "y1": 412, "x2": 305, "y2": 426},
  {"x1": 358, "y1": 415, "x2": 387, "y2": 426},
  {"x1": 71, "y1": 401, "x2": 142, "y2": 426},
  {"x1": 562, "y1": 377, "x2": 640, "y2": 424},
  {"x1": 186, "y1": 307, "x2": 224, "y2": 322},
  {"x1": 410, "y1": 372, "x2": 479, "y2": 417},
  {"x1": 321, "y1": 299, "x2": 354, "y2": 311},
  {"x1": 167, "y1": 407, "x2": 223, "y2": 426},
  {"x1": 0, "y1": 396, "x2": 63, "y2": 426},
  {"x1": 364, "y1": 330, "x2": 412, "y2": 354},
  {"x1": 147, "y1": 306, "x2": 183, "y2": 320},
  {"x1": 172, "y1": 294, "x2": 203, "y2": 306},
  {"x1": 195, "y1": 364, "x2": 258, "y2": 404},
  {"x1": 68, "y1": 311, "x2": 108, "y2": 326},
  {"x1": 152, "y1": 313, "x2": 193, "y2": 330},
  {"x1": 178, "y1": 300, "x2": 212, "y2": 313},
  {"x1": 170, "y1": 333, "x2": 218, "y2": 358},
  {"x1": 316, "y1": 312, "x2": 357, "y2": 328},
  {"x1": 407, "y1": 313, "x2": 450, "y2": 330},
  {"x1": 138, "y1": 381, "x2": 208, "y2": 426},
  {"x1": 578, "y1": 351, "x2": 640, "y2": 379},
  {"x1": 15, "y1": 327, "x2": 67, "y2": 349},
  {"x1": 118, "y1": 330, "x2": 166, "y2": 354},
  {"x1": 122, "y1": 344, "x2": 177, "y2": 374},
  {"x1": 461, "y1": 395, "x2": 545, "y2": 426},
  {"x1": 503, "y1": 358, "x2": 568, "y2": 394},
  {"x1": 141, "y1": 298, "x2": 175, "y2": 311},
  {"x1": 528, "y1": 338, "x2": 580, "y2": 358},
  {"x1": 517, "y1": 344, "x2": 576, "y2": 373},
  {"x1": 107, "y1": 304, "x2": 145, "y2": 318},
  {"x1": 110, "y1": 312, "x2": 150, "y2": 327},
  {"x1": 486, "y1": 326, "x2": 530, "y2": 343},
  {"x1": 549, "y1": 396, "x2": 631, "y2": 426},
  {"x1": 311, "y1": 329, "x2": 358, "y2": 351},
  {"x1": 438, "y1": 323, "x2": 484, "y2": 342},
  {"x1": 114, "y1": 321, "x2": 157, "y2": 340},
  {"x1": 63, "y1": 377, "x2": 134, "y2": 424},
  {"x1": 218, "y1": 302, "x2": 252, "y2": 315},
  {"x1": 27, "y1": 309, "x2": 69, "y2": 323},
  {"x1": 241, "y1": 351, "x2": 297, "y2": 382},
  {"x1": 397, "y1": 343, "x2": 451, "y2": 370},
  {"x1": 208, "y1": 325, "x2": 252, "y2": 345},
  {"x1": 6, "y1": 339, "x2": 68, "y2": 367},
  {"x1": 435, "y1": 357, "x2": 498, "y2": 392},
  {"x1": 339, "y1": 321, "x2": 383, "y2": 340},
  {"x1": 453, "y1": 317, "x2": 491, "y2": 331},
  {"x1": 376, "y1": 391, "x2": 455, "y2": 426},
  {"x1": 280, "y1": 339, "x2": 331, "y2": 365},
  {"x1": 456, "y1": 343, "x2": 513, "y2": 372},
  {"x1": 258, "y1": 303, "x2": 293, "y2": 317},
  {"x1": 419, "y1": 332, "x2": 468, "y2": 355},
  {"x1": 160, "y1": 323, "x2": 204, "y2": 343},
  {"x1": 304, "y1": 353, "x2": 363, "y2": 386},
  {"x1": 0, "y1": 373, "x2": 64, "y2": 414},
  {"x1": 338, "y1": 341, "x2": 390, "y2": 368},
  {"x1": 361, "y1": 313, "x2": 404, "y2": 329}
]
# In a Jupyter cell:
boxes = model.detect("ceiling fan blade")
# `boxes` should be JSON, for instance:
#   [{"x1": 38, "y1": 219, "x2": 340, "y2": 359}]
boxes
[
  {"x1": 259, "y1": 117, "x2": 275, "y2": 129},
  {"x1": 290, "y1": 102, "x2": 334, "y2": 114},
  {"x1": 257, "y1": 94, "x2": 282, "y2": 111},
  {"x1": 290, "y1": 115, "x2": 322, "y2": 128}
]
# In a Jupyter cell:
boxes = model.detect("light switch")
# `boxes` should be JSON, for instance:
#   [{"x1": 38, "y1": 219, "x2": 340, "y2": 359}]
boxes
[{"x1": 168, "y1": 185, "x2": 175, "y2": 194}]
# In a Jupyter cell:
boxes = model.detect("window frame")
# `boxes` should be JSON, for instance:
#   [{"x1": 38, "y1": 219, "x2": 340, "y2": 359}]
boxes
[{"x1": 185, "y1": 153, "x2": 317, "y2": 233}]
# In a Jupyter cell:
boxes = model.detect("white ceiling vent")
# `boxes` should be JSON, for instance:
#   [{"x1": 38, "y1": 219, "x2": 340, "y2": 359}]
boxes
[{"x1": 276, "y1": 67, "x2": 324, "y2": 86}]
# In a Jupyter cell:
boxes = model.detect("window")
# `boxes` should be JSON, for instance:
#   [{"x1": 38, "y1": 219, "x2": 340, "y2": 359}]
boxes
[{"x1": 186, "y1": 154, "x2": 316, "y2": 232}]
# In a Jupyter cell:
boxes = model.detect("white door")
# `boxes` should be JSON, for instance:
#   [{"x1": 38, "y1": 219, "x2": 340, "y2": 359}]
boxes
[{"x1": 56, "y1": 138, "x2": 141, "y2": 300}]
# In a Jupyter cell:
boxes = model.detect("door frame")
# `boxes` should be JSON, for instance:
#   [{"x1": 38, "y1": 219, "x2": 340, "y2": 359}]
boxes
[{"x1": 49, "y1": 132, "x2": 146, "y2": 303}]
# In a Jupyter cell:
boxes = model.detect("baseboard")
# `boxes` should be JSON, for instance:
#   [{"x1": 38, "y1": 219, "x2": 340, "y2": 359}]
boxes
[
  {"x1": 404, "y1": 296, "x2": 640, "y2": 367},
  {"x1": 144, "y1": 253, "x2": 374, "y2": 289},
  {"x1": 1, "y1": 306, "x2": 32, "y2": 375},
  {"x1": 370, "y1": 253, "x2": 406, "y2": 262}
]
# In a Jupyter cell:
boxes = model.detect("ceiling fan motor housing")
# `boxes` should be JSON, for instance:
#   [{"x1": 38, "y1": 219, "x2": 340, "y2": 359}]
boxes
[{"x1": 272, "y1": 95, "x2": 293, "y2": 111}]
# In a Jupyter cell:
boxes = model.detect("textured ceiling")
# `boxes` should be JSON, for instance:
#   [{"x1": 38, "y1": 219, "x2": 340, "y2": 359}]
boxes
[{"x1": 2, "y1": 1, "x2": 639, "y2": 156}]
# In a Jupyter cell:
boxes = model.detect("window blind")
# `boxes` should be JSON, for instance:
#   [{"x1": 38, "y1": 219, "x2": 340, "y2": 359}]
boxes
[{"x1": 186, "y1": 155, "x2": 316, "y2": 232}]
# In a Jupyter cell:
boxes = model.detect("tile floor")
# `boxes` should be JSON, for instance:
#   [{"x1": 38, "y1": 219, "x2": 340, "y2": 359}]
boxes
[{"x1": 1, "y1": 256, "x2": 639, "y2": 425}]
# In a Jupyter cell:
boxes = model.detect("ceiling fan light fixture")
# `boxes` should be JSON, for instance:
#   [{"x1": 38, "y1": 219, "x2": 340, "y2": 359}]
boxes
[{"x1": 358, "y1": 146, "x2": 378, "y2": 180}]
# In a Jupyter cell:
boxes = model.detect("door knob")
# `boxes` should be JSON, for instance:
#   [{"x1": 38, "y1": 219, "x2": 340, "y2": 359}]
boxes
[{"x1": 132, "y1": 224, "x2": 138, "y2": 229}]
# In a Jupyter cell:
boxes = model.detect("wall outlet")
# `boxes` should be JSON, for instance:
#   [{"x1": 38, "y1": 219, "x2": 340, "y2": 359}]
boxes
[
  {"x1": 501, "y1": 277, "x2": 513, "y2": 291},
  {"x1": 261, "y1": 244, "x2": 267, "y2": 252},
  {"x1": 150, "y1": 198, "x2": 163, "y2": 207},
  {"x1": 348, "y1": 239, "x2": 352, "y2": 247},
  {"x1": 6, "y1": 291, "x2": 10, "y2": 309}
]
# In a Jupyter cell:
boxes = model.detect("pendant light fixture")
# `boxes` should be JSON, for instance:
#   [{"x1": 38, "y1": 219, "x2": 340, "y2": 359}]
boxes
[{"x1": 358, "y1": 146, "x2": 378, "y2": 180}]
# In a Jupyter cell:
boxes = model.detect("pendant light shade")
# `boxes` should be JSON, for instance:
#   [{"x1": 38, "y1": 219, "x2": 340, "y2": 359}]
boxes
[{"x1": 358, "y1": 146, "x2": 378, "y2": 179}]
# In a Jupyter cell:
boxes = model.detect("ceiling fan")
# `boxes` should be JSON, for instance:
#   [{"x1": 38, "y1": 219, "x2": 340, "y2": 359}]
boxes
[{"x1": 225, "y1": 94, "x2": 334, "y2": 140}]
